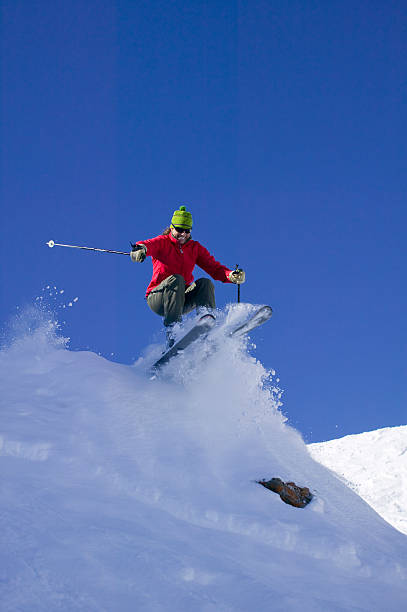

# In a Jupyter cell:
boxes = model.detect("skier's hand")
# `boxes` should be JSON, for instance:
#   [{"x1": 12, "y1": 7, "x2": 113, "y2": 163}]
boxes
[
  {"x1": 228, "y1": 268, "x2": 245, "y2": 284},
  {"x1": 130, "y1": 244, "x2": 147, "y2": 262}
]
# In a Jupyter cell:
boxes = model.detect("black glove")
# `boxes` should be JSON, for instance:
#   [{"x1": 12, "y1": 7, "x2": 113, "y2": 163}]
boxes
[
  {"x1": 130, "y1": 244, "x2": 147, "y2": 262},
  {"x1": 228, "y1": 268, "x2": 245, "y2": 284}
]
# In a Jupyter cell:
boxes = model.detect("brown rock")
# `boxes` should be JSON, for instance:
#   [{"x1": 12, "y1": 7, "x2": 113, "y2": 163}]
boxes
[{"x1": 258, "y1": 478, "x2": 313, "y2": 508}]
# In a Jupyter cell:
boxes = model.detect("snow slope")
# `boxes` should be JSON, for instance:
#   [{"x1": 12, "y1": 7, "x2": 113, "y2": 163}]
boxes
[
  {"x1": 308, "y1": 426, "x2": 407, "y2": 536},
  {"x1": 1, "y1": 304, "x2": 407, "y2": 611}
]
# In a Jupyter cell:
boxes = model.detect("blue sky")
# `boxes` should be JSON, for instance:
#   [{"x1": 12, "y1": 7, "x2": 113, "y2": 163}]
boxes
[{"x1": 1, "y1": 0, "x2": 406, "y2": 442}]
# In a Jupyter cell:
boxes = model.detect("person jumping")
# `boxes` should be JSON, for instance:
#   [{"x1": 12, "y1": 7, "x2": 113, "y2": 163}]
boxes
[{"x1": 130, "y1": 205, "x2": 245, "y2": 347}]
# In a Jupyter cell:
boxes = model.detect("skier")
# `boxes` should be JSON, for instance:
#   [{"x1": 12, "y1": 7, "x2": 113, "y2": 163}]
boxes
[{"x1": 131, "y1": 205, "x2": 245, "y2": 346}]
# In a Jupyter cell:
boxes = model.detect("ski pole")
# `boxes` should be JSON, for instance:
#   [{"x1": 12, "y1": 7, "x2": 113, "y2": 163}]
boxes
[
  {"x1": 46, "y1": 240, "x2": 142, "y2": 256},
  {"x1": 235, "y1": 264, "x2": 241, "y2": 303}
]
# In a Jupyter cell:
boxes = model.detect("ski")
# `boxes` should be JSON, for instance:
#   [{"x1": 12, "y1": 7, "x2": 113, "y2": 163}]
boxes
[
  {"x1": 151, "y1": 306, "x2": 272, "y2": 373},
  {"x1": 152, "y1": 314, "x2": 216, "y2": 371},
  {"x1": 229, "y1": 305, "x2": 272, "y2": 337}
]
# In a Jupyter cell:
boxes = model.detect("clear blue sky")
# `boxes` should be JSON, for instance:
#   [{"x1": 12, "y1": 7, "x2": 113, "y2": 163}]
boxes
[{"x1": 1, "y1": 0, "x2": 406, "y2": 442}]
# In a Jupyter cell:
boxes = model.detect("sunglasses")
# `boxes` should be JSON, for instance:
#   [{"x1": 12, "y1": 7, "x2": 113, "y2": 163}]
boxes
[{"x1": 172, "y1": 226, "x2": 191, "y2": 234}]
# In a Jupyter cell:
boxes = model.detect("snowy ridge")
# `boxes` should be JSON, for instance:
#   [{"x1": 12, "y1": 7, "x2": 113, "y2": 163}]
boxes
[
  {"x1": 308, "y1": 426, "x2": 407, "y2": 536},
  {"x1": 1, "y1": 305, "x2": 407, "y2": 611}
]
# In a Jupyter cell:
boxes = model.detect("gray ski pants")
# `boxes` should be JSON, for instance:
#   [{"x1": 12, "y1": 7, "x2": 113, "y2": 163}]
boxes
[{"x1": 147, "y1": 274, "x2": 215, "y2": 327}]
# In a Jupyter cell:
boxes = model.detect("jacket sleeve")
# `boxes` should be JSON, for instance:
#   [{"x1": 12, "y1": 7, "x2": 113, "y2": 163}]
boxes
[
  {"x1": 136, "y1": 236, "x2": 164, "y2": 259},
  {"x1": 196, "y1": 243, "x2": 232, "y2": 283}
]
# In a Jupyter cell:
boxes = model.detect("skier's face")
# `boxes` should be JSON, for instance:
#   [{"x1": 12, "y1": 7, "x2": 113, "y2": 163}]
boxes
[{"x1": 171, "y1": 226, "x2": 191, "y2": 245}]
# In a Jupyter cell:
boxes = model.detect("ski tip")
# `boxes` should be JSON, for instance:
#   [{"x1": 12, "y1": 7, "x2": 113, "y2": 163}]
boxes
[{"x1": 197, "y1": 313, "x2": 216, "y2": 326}]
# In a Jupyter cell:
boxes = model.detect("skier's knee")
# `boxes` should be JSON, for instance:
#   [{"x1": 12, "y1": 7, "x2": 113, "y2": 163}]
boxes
[
  {"x1": 197, "y1": 277, "x2": 214, "y2": 291},
  {"x1": 167, "y1": 274, "x2": 185, "y2": 289}
]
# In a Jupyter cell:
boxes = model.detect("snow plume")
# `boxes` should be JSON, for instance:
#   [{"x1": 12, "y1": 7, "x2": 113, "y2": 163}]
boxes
[
  {"x1": 1, "y1": 303, "x2": 69, "y2": 353},
  {"x1": 1, "y1": 304, "x2": 407, "y2": 611}
]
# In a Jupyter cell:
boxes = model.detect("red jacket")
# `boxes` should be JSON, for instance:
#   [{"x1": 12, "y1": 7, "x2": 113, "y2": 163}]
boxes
[{"x1": 138, "y1": 233, "x2": 233, "y2": 297}]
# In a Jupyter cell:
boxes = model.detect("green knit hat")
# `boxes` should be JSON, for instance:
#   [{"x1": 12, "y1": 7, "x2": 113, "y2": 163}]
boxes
[{"x1": 171, "y1": 205, "x2": 193, "y2": 229}]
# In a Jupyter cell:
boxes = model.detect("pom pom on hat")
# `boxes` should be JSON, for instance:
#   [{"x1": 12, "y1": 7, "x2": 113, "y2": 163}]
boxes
[{"x1": 171, "y1": 205, "x2": 193, "y2": 229}]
